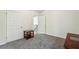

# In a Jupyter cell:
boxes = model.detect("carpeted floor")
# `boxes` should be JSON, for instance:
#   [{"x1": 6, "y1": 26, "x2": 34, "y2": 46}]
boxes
[{"x1": 0, "y1": 34, "x2": 65, "y2": 49}]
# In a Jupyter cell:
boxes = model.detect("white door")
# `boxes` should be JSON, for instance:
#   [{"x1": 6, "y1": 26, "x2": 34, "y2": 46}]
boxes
[
  {"x1": 7, "y1": 11, "x2": 23, "y2": 42},
  {"x1": 38, "y1": 16, "x2": 46, "y2": 34},
  {"x1": 16, "y1": 13, "x2": 23, "y2": 39}
]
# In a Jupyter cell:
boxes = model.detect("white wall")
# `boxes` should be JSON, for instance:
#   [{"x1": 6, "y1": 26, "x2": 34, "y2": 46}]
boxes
[
  {"x1": 0, "y1": 11, "x2": 6, "y2": 44},
  {"x1": 74, "y1": 11, "x2": 79, "y2": 33},
  {"x1": 41, "y1": 10, "x2": 79, "y2": 38},
  {"x1": 0, "y1": 10, "x2": 38, "y2": 45},
  {"x1": 7, "y1": 10, "x2": 38, "y2": 42}
]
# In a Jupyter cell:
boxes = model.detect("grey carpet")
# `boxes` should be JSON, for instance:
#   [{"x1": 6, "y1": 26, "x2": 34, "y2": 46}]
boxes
[{"x1": 0, "y1": 34, "x2": 65, "y2": 49}]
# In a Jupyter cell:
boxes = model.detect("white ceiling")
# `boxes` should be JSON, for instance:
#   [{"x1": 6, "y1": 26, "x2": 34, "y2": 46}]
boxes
[{"x1": 34, "y1": 10, "x2": 44, "y2": 13}]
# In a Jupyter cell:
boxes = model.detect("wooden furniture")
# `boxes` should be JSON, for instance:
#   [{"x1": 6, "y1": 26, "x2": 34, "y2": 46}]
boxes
[
  {"x1": 24, "y1": 30, "x2": 34, "y2": 39},
  {"x1": 64, "y1": 33, "x2": 79, "y2": 49}
]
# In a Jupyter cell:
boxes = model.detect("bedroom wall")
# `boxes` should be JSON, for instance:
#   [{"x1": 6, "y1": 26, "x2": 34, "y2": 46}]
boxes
[
  {"x1": 6, "y1": 10, "x2": 39, "y2": 43},
  {"x1": 0, "y1": 10, "x2": 38, "y2": 45},
  {"x1": 74, "y1": 11, "x2": 79, "y2": 33},
  {"x1": 40, "y1": 10, "x2": 79, "y2": 38}
]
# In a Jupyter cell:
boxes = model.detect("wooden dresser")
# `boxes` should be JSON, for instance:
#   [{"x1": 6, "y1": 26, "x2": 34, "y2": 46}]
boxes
[{"x1": 24, "y1": 30, "x2": 34, "y2": 39}]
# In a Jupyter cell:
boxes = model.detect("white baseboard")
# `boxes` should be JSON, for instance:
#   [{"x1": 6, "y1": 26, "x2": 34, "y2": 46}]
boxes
[
  {"x1": 46, "y1": 33, "x2": 65, "y2": 39},
  {"x1": 0, "y1": 38, "x2": 22, "y2": 46},
  {"x1": 0, "y1": 41, "x2": 7, "y2": 45}
]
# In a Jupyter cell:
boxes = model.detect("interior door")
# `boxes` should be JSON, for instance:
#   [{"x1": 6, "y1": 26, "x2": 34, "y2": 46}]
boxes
[
  {"x1": 16, "y1": 13, "x2": 23, "y2": 39},
  {"x1": 38, "y1": 16, "x2": 46, "y2": 34}
]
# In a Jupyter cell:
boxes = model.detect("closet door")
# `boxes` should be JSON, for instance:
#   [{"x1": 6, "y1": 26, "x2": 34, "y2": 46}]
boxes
[
  {"x1": 7, "y1": 11, "x2": 23, "y2": 42},
  {"x1": 38, "y1": 16, "x2": 46, "y2": 34},
  {"x1": 0, "y1": 11, "x2": 6, "y2": 44}
]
